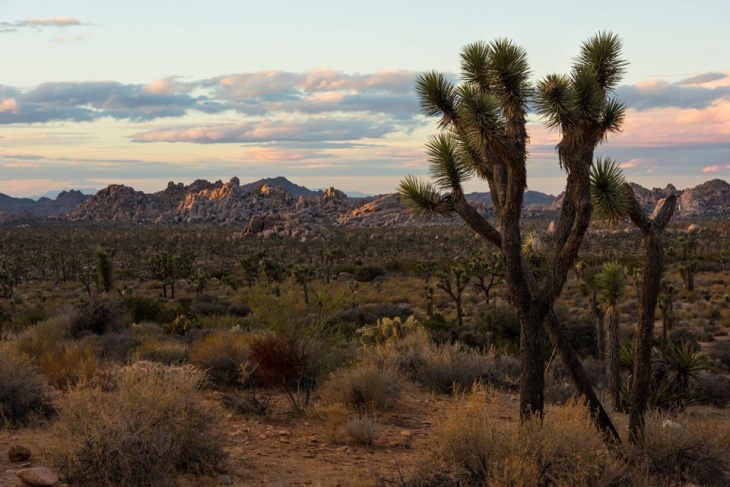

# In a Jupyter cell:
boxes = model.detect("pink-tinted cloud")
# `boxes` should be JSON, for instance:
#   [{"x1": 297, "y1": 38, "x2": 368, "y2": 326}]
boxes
[
  {"x1": 131, "y1": 118, "x2": 396, "y2": 144},
  {"x1": 0, "y1": 98, "x2": 18, "y2": 113},
  {"x1": 702, "y1": 164, "x2": 730, "y2": 173}
]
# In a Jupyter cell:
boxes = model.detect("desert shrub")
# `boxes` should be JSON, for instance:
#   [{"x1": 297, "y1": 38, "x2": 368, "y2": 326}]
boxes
[
  {"x1": 481, "y1": 305, "x2": 520, "y2": 351},
  {"x1": 320, "y1": 361, "x2": 403, "y2": 412},
  {"x1": 38, "y1": 340, "x2": 101, "y2": 389},
  {"x1": 345, "y1": 418, "x2": 378, "y2": 446},
  {"x1": 697, "y1": 372, "x2": 730, "y2": 408},
  {"x1": 65, "y1": 296, "x2": 131, "y2": 337},
  {"x1": 190, "y1": 299, "x2": 228, "y2": 316},
  {"x1": 16, "y1": 321, "x2": 101, "y2": 389},
  {"x1": 187, "y1": 329, "x2": 250, "y2": 386},
  {"x1": 0, "y1": 344, "x2": 55, "y2": 427},
  {"x1": 368, "y1": 329, "x2": 517, "y2": 394},
  {"x1": 546, "y1": 357, "x2": 607, "y2": 404},
  {"x1": 134, "y1": 338, "x2": 188, "y2": 365},
  {"x1": 628, "y1": 412, "x2": 730, "y2": 486},
  {"x1": 219, "y1": 390, "x2": 272, "y2": 416},
  {"x1": 162, "y1": 313, "x2": 201, "y2": 335},
  {"x1": 248, "y1": 332, "x2": 318, "y2": 409},
  {"x1": 122, "y1": 295, "x2": 163, "y2": 323},
  {"x1": 435, "y1": 386, "x2": 624, "y2": 485},
  {"x1": 329, "y1": 303, "x2": 412, "y2": 336},
  {"x1": 54, "y1": 362, "x2": 224, "y2": 487},
  {"x1": 227, "y1": 302, "x2": 252, "y2": 317},
  {"x1": 16, "y1": 317, "x2": 69, "y2": 356},
  {"x1": 12, "y1": 305, "x2": 48, "y2": 330},
  {"x1": 707, "y1": 340, "x2": 730, "y2": 371},
  {"x1": 354, "y1": 265, "x2": 385, "y2": 282},
  {"x1": 414, "y1": 344, "x2": 509, "y2": 394},
  {"x1": 92, "y1": 330, "x2": 137, "y2": 363}
]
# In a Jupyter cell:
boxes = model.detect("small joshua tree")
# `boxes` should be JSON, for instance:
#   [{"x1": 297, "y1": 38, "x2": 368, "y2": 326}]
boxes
[{"x1": 595, "y1": 261, "x2": 626, "y2": 412}]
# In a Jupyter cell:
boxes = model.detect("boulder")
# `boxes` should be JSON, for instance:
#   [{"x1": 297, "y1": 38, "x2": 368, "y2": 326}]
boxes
[
  {"x1": 8, "y1": 444, "x2": 31, "y2": 462},
  {"x1": 16, "y1": 467, "x2": 58, "y2": 487}
]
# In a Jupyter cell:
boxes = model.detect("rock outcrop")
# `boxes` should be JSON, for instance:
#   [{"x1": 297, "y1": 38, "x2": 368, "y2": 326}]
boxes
[
  {"x1": 549, "y1": 179, "x2": 728, "y2": 219},
  {"x1": 4, "y1": 176, "x2": 727, "y2": 229}
]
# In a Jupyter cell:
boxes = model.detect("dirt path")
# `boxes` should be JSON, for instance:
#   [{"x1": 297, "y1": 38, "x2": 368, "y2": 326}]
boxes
[{"x1": 2, "y1": 390, "x2": 519, "y2": 487}]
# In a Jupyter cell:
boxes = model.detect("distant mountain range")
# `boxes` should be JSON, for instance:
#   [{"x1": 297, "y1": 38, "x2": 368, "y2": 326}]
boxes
[
  {"x1": 30, "y1": 188, "x2": 98, "y2": 201},
  {"x1": 1, "y1": 177, "x2": 728, "y2": 232}
]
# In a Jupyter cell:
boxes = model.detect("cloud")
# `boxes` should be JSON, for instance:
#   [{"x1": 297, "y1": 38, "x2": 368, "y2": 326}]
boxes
[
  {"x1": 0, "y1": 69, "x2": 422, "y2": 125},
  {"x1": 0, "y1": 81, "x2": 216, "y2": 124},
  {"x1": 130, "y1": 118, "x2": 396, "y2": 144},
  {"x1": 675, "y1": 72, "x2": 727, "y2": 86},
  {"x1": 702, "y1": 164, "x2": 730, "y2": 173},
  {"x1": 616, "y1": 79, "x2": 730, "y2": 110},
  {"x1": 0, "y1": 17, "x2": 85, "y2": 33}
]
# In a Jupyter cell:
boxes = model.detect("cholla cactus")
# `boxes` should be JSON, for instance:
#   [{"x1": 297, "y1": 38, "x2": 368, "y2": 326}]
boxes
[{"x1": 359, "y1": 316, "x2": 422, "y2": 347}]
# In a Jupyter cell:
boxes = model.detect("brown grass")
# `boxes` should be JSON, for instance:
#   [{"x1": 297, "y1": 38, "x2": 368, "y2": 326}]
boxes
[{"x1": 53, "y1": 361, "x2": 224, "y2": 487}]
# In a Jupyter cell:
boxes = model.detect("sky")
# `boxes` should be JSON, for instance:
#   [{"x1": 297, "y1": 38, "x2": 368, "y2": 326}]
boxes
[{"x1": 1, "y1": 0, "x2": 729, "y2": 198}]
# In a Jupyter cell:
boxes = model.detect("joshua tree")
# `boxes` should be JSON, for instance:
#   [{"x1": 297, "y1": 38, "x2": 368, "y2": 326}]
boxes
[
  {"x1": 435, "y1": 265, "x2": 469, "y2": 328},
  {"x1": 469, "y1": 251, "x2": 503, "y2": 306},
  {"x1": 595, "y1": 261, "x2": 626, "y2": 411},
  {"x1": 576, "y1": 263, "x2": 606, "y2": 359},
  {"x1": 399, "y1": 33, "x2": 626, "y2": 442},
  {"x1": 676, "y1": 233, "x2": 698, "y2": 292},
  {"x1": 292, "y1": 264, "x2": 315, "y2": 305},
  {"x1": 658, "y1": 281, "x2": 676, "y2": 342},
  {"x1": 95, "y1": 247, "x2": 114, "y2": 295}
]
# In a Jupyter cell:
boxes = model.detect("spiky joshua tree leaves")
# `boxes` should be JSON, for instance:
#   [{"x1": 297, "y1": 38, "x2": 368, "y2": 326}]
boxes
[{"x1": 399, "y1": 32, "x2": 627, "y2": 444}]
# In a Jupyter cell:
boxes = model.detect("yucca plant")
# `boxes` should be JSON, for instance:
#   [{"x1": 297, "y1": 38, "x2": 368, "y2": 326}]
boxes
[
  {"x1": 398, "y1": 33, "x2": 628, "y2": 443},
  {"x1": 596, "y1": 261, "x2": 627, "y2": 412}
]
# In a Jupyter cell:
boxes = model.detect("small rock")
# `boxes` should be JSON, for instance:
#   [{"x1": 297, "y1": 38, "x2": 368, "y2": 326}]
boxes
[
  {"x1": 257, "y1": 434, "x2": 267, "y2": 440},
  {"x1": 8, "y1": 445, "x2": 31, "y2": 462},
  {"x1": 278, "y1": 429, "x2": 291, "y2": 436},
  {"x1": 399, "y1": 430, "x2": 412, "y2": 438},
  {"x1": 16, "y1": 467, "x2": 58, "y2": 487}
]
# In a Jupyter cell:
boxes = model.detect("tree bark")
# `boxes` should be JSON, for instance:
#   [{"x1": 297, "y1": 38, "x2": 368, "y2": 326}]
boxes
[
  {"x1": 606, "y1": 311, "x2": 622, "y2": 411},
  {"x1": 520, "y1": 311, "x2": 545, "y2": 419}
]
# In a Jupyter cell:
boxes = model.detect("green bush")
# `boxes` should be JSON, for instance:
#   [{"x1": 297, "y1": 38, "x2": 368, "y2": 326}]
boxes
[{"x1": 123, "y1": 295, "x2": 163, "y2": 323}]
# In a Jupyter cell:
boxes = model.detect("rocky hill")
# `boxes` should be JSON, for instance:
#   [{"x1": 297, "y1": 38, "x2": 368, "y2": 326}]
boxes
[
  {"x1": 0, "y1": 190, "x2": 91, "y2": 221},
  {"x1": 2, "y1": 177, "x2": 727, "y2": 231},
  {"x1": 66, "y1": 177, "x2": 355, "y2": 237},
  {"x1": 548, "y1": 179, "x2": 729, "y2": 219}
]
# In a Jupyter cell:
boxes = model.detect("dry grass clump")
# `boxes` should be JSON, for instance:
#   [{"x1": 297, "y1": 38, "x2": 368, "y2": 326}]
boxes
[
  {"x1": 187, "y1": 329, "x2": 251, "y2": 385},
  {"x1": 434, "y1": 386, "x2": 625, "y2": 486},
  {"x1": 133, "y1": 337, "x2": 188, "y2": 364},
  {"x1": 0, "y1": 344, "x2": 55, "y2": 427},
  {"x1": 345, "y1": 417, "x2": 379, "y2": 446},
  {"x1": 54, "y1": 361, "x2": 224, "y2": 487},
  {"x1": 628, "y1": 412, "x2": 730, "y2": 486},
  {"x1": 15, "y1": 319, "x2": 101, "y2": 389},
  {"x1": 320, "y1": 360, "x2": 404, "y2": 412},
  {"x1": 367, "y1": 329, "x2": 518, "y2": 394},
  {"x1": 317, "y1": 402, "x2": 381, "y2": 446}
]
